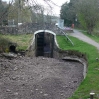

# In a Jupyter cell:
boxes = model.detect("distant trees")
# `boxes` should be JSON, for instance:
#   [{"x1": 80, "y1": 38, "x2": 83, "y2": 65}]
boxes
[
  {"x1": 0, "y1": 0, "x2": 58, "y2": 26},
  {"x1": 8, "y1": 0, "x2": 32, "y2": 25},
  {"x1": 0, "y1": 0, "x2": 8, "y2": 26},
  {"x1": 76, "y1": 0, "x2": 99, "y2": 34},
  {"x1": 60, "y1": 0, "x2": 77, "y2": 27},
  {"x1": 8, "y1": 0, "x2": 52, "y2": 24},
  {"x1": 60, "y1": 0, "x2": 99, "y2": 34},
  {"x1": 30, "y1": 4, "x2": 45, "y2": 23}
]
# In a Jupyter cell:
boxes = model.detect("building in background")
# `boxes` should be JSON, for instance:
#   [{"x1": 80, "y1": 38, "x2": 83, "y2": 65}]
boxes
[{"x1": 56, "y1": 19, "x2": 64, "y2": 29}]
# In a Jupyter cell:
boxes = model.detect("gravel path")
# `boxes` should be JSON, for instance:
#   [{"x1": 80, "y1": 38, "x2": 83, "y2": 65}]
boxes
[
  {"x1": 0, "y1": 56, "x2": 84, "y2": 99},
  {"x1": 69, "y1": 29, "x2": 99, "y2": 50}
]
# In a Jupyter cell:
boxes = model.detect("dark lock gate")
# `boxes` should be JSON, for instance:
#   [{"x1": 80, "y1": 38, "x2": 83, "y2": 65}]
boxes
[{"x1": 35, "y1": 31, "x2": 54, "y2": 58}]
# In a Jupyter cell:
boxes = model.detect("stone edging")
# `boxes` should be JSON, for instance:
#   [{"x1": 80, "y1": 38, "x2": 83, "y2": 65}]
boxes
[{"x1": 62, "y1": 56, "x2": 87, "y2": 79}]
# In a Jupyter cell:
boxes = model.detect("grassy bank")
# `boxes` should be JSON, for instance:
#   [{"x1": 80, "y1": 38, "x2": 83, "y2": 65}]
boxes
[
  {"x1": 0, "y1": 34, "x2": 33, "y2": 50},
  {"x1": 57, "y1": 35, "x2": 99, "y2": 99}
]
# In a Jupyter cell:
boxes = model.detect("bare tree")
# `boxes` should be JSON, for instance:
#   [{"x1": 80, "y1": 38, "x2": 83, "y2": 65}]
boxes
[{"x1": 8, "y1": 0, "x2": 32, "y2": 25}]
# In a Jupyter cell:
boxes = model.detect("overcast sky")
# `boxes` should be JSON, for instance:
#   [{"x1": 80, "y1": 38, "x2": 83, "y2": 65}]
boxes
[{"x1": 2, "y1": 0, "x2": 70, "y2": 16}]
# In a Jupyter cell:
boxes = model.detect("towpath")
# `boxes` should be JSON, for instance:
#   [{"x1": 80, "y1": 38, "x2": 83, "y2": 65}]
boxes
[{"x1": 68, "y1": 29, "x2": 99, "y2": 50}]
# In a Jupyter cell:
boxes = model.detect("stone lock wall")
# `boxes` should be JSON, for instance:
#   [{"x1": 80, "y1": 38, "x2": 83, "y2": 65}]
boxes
[{"x1": 0, "y1": 23, "x2": 56, "y2": 34}]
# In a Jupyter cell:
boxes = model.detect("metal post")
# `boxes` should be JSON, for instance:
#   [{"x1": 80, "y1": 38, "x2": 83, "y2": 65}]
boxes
[{"x1": 90, "y1": 92, "x2": 95, "y2": 99}]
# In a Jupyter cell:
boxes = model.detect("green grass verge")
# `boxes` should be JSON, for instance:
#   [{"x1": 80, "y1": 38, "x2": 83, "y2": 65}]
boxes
[
  {"x1": 0, "y1": 34, "x2": 33, "y2": 50},
  {"x1": 57, "y1": 35, "x2": 99, "y2": 99}
]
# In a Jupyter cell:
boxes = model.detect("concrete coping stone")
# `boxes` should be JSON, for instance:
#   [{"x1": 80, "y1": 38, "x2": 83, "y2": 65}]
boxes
[{"x1": 62, "y1": 56, "x2": 87, "y2": 79}]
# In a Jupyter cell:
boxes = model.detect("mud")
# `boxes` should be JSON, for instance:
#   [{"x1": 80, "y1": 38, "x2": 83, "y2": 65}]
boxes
[{"x1": 0, "y1": 56, "x2": 84, "y2": 99}]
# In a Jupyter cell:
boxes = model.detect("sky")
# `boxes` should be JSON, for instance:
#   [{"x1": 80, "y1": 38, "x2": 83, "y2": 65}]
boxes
[{"x1": 2, "y1": 0, "x2": 70, "y2": 16}]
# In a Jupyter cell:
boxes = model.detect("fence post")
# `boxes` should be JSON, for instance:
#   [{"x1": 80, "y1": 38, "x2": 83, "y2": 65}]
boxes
[{"x1": 90, "y1": 92, "x2": 95, "y2": 99}]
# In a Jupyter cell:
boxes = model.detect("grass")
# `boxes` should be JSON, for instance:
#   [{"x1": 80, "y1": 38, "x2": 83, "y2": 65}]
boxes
[
  {"x1": 57, "y1": 35, "x2": 99, "y2": 99},
  {"x1": 0, "y1": 36, "x2": 12, "y2": 52},
  {"x1": 0, "y1": 34, "x2": 33, "y2": 51}
]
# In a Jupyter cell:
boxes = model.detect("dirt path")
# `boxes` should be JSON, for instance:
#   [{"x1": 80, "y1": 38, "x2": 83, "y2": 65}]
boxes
[
  {"x1": 69, "y1": 30, "x2": 99, "y2": 50},
  {"x1": 0, "y1": 56, "x2": 83, "y2": 99}
]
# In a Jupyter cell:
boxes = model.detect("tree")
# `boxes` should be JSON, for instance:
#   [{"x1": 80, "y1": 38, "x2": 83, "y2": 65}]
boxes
[
  {"x1": 30, "y1": 4, "x2": 45, "y2": 23},
  {"x1": 60, "y1": 1, "x2": 77, "y2": 26},
  {"x1": 76, "y1": 0, "x2": 99, "y2": 34},
  {"x1": 8, "y1": 0, "x2": 32, "y2": 25},
  {"x1": 0, "y1": 0, "x2": 8, "y2": 26}
]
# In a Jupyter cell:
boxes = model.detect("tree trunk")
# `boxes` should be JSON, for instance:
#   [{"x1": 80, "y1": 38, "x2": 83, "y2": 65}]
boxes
[{"x1": 87, "y1": 26, "x2": 94, "y2": 35}]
